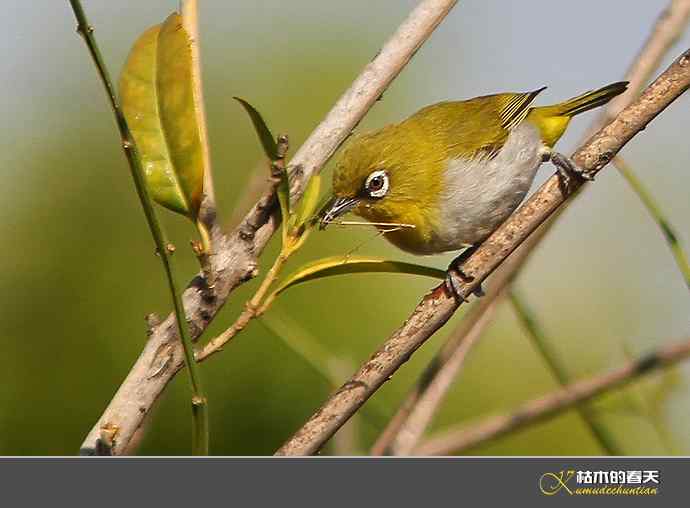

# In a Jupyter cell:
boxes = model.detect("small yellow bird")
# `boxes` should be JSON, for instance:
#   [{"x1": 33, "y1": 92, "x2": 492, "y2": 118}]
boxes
[{"x1": 320, "y1": 82, "x2": 627, "y2": 261}]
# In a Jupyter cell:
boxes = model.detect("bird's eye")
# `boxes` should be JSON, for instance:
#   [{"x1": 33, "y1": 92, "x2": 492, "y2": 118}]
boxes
[{"x1": 364, "y1": 170, "x2": 389, "y2": 198}]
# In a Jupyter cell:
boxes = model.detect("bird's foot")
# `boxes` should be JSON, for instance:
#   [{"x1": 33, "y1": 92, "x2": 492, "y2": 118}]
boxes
[
  {"x1": 549, "y1": 151, "x2": 596, "y2": 192},
  {"x1": 445, "y1": 246, "x2": 484, "y2": 302}
]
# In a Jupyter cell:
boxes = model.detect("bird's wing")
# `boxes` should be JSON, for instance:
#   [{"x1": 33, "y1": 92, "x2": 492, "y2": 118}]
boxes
[
  {"x1": 498, "y1": 87, "x2": 547, "y2": 130},
  {"x1": 404, "y1": 88, "x2": 547, "y2": 161}
]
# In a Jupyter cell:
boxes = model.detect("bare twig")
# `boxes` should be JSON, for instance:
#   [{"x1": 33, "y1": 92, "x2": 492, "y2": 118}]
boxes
[
  {"x1": 275, "y1": 49, "x2": 690, "y2": 456},
  {"x1": 79, "y1": 0, "x2": 459, "y2": 455},
  {"x1": 374, "y1": 292, "x2": 502, "y2": 456},
  {"x1": 181, "y1": 0, "x2": 216, "y2": 251},
  {"x1": 414, "y1": 337, "x2": 690, "y2": 455},
  {"x1": 370, "y1": 0, "x2": 690, "y2": 458},
  {"x1": 196, "y1": 134, "x2": 292, "y2": 362},
  {"x1": 593, "y1": 0, "x2": 690, "y2": 131}
]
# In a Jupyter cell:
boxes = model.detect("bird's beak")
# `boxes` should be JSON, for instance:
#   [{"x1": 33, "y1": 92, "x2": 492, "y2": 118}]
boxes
[{"x1": 319, "y1": 196, "x2": 359, "y2": 230}]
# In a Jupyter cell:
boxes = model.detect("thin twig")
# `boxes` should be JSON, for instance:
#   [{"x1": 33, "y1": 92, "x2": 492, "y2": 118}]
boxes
[
  {"x1": 592, "y1": 0, "x2": 690, "y2": 132},
  {"x1": 275, "y1": 49, "x2": 690, "y2": 456},
  {"x1": 195, "y1": 251, "x2": 288, "y2": 361},
  {"x1": 370, "y1": 0, "x2": 690, "y2": 458},
  {"x1": 79, "y1": 0, "x2": 459, "y2": 455},
  {"x1": 375, "y1": 292, "x2": 502, "y2": 456},
  {"x1": 196, "y1": 134, "x2": 291, "y2": 362},
  {"x1": 180, "y1": 0, "x2": 216, "y2": 226},
  {"x1": 68, "y1": 0, "x2": 209, "y2": 455},
  {"x1": 508, "y1": 289, "x2": 620, "y2": 455},
  {"x1": 414, "y1": 337, "x2": 690, "y2": 455},
  {"x1": 614, "y1": 156, "x2": 690, "y2": 291}
]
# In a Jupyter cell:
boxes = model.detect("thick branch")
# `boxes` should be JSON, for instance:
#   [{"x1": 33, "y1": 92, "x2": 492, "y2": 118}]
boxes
[
  {"x1": 80, "y1": 0, "x2": 459, "y2": 455},
  {"x1": 275, "y1": 49, "x2": 690, "y2": 456},
  {"x1": 414, "y1": 337, "x2": 690, "y2": 455}
]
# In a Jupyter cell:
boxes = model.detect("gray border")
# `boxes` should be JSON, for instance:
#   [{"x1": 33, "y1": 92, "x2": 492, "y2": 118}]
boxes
[{"x1": 0, "y1": 457, "x2": 685, "y2": 506}]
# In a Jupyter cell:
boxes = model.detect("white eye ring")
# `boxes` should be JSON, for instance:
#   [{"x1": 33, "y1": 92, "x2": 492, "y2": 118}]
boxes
[{"x1": 364, "y1": 170, "x2": 389, "y2": 198}]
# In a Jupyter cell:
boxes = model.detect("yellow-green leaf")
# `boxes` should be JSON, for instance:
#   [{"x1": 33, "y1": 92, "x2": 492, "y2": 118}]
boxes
[
  {"x1": 234, "y1": 97, "x2": 278, "y2": 161},
  {"x1": 119, "y1": 13, "x2": 204, "y2": 219},
  {"x1": 271, "y1": 256, "x2": 447, "y2": 297},
  {"x1": 290, "y1": 174, "x2": 322, "y2": 233}
]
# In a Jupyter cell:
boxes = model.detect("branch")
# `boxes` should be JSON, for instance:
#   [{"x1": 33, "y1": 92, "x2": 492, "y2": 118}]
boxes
[
  {"x1": 414, "y1": 337, "x2": 690, "y2": 455},
  {"x1": 79, "y1": 0, "x2": 459, "y2": 455},
  {"x1": 370, "y1": 273, "x2": 514, "y2": 455},
  {"x1": 594, "y1": 0, "x2": 690, "y2": 130},
  {"x1": 376, "y1": 292, "x2": 503, "y2": 456},
  {"x1": 275, "y1": 49, "x2": 690, "y2": 456},
  {"x1": 371, "y1": 0, "x2": 690, "y2": 457}
]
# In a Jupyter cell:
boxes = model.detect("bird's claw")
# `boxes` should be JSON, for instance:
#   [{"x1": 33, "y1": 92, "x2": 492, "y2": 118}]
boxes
[
  {"x1": 550, "y1": 151, "x2": 595, "y2": 192},
  {"x1": 445, "y1": 261, "x2": 484, "y2": 302},
  {"x1": 445, "y1": 245, "x2": 484, "y2": 301}
]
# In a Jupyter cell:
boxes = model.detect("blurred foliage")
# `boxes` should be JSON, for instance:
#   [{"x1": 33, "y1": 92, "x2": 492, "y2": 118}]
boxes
[{"x1": 0, "y1": 0, "x2": 688, "y2": 455}]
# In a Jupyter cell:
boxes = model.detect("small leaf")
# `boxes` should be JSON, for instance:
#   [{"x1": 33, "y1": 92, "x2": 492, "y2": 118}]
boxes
[
  {"x1": 271, "y1": 256, "x2": 447, "y2": 297},
  {"x1": 277, "y1": 170, "x2": 291, "y2": 218},
  {"x1": 234, "y1": 97, "x2": 279, "y2": 161},
  {"x1": 119, "y1": 13, "x2": 205, "y2": 220},
  {"x1": 290, "y1": 174, "x2": 322, "y2": 233}
]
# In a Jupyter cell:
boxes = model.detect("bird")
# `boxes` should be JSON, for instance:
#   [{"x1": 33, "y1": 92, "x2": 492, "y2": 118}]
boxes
[{"x1": 319, "y1": 81, "x2": 628, "y2": 294}]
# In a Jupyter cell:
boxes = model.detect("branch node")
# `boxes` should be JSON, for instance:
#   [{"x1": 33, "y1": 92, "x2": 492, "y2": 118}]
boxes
[{"x1": 145, "y1": 313, "x2": 162, "y2": 336}]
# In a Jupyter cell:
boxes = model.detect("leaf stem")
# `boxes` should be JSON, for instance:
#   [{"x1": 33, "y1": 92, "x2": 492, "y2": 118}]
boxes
[
  {"x1": 196, "y1": 249, "x2": 289, "y2": 361},
  {"x1": 196, "y1": 131, "x2": 303, "y2": 362},
  {"x1": 68, "y1": 0, "x2": 209, "y2": 455},
  {"x1": 508, "y1": 289, "x2": 621, "y2": 455},
  {"x1": 614, "y1": 156, "x2": 690, "y2": 291}
]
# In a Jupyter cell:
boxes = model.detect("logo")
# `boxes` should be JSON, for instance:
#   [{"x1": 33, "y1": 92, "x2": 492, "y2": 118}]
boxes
[{"x1": 539, "y1": 469, "x2": 659, "y2": 496}]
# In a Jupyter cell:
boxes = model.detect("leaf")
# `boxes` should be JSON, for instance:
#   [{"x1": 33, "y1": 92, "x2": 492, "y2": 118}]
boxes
[
  {"x1": 290, "y1": 174, "x2": 322, "y2": 233},
  {"x1": 233, "y1": 97, "x2": 290, "y2": 241},
  {"x1": 277, "y1": 170, "x2": 291, "y2": 221},
  {"x1": 271, "y1": 256, "x2": 447, "y2": 297},
  {"x1": 233, "y1": 97, "x2": 278, "y2": 161},
  {"x1": 119, "y1": 13, "x2": 205, "y2": 220}
]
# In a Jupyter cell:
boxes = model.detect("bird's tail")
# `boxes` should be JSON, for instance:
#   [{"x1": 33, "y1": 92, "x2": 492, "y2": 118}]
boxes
[
  {"x1": 528, "y1": 81, "x2": 628, "y2": 147},
  {"x1": 553, "y1": 81, "x2": 629, "y2": 117}
]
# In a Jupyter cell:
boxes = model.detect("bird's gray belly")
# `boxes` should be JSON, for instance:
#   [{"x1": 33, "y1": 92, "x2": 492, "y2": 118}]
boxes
[{"x1": 430, "y1": 122, "x2": 544, "y2": 252}]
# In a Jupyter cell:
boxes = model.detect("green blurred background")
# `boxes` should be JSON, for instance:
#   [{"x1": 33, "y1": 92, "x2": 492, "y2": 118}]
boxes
[{"x1": 1, "y1": 0, "x2": 688, "y2": 455}]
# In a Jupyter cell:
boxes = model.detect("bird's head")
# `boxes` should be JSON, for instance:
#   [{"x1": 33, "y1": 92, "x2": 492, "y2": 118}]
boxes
[{"x1": 319, "y1": 122, "x2": 444, "y2": 231}]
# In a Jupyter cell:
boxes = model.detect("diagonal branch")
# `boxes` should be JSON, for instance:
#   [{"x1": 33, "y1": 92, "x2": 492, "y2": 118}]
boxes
[
  {"x1": 275, "y1": 49, "x2": 690, "y2": 456},
  {"x1": 593, "y1": 0, "x2": 690, "y2": 131},
  {"x1": 414, "y1": 336, "x2": 690, "y2": 455},
  {"x1": 374, "y1": 292, "x2": 503, "y2": 456},
  {"x1": 370, "y1": 265, "x2": 515, "y2": 455},
  {"x1": 369, "y1": 0, "x2": 690, "y2": 458},
  {"x1": 79, "y1": 0, "x2": 459, "y2": 455}
]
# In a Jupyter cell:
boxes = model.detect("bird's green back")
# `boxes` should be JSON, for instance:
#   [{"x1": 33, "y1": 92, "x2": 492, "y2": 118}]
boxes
[{"x1": 333, "y1": 81, "x2": 628, "y2": 205}]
